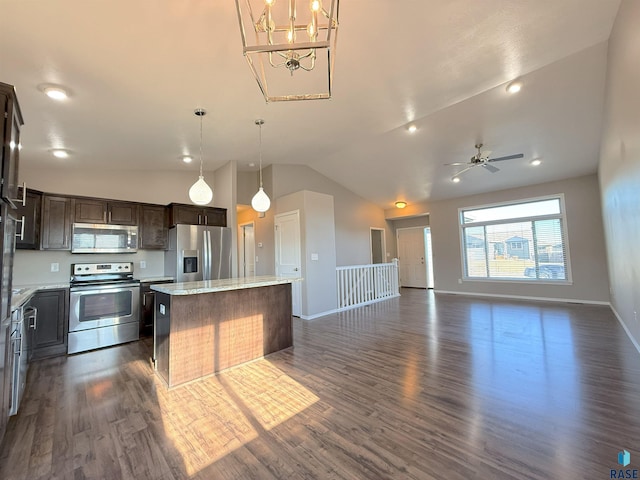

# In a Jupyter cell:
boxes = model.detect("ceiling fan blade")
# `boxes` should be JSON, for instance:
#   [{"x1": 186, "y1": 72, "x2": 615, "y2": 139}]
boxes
[
  {"x1": 482, "y1": 163, "x2": 500, "y2": 173},
  {"x1": 454, "y1": 165, "x2": 475, "y2": 176},
  {"x1": 444, "y1": 162, "x2": 469, "y2": 166},
  {"x1": 488, "y1": 153, "x2": 524, "y2": 162}
]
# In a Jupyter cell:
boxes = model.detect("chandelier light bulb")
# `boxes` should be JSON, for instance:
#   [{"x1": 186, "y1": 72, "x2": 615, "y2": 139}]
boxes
[
  {"x1": 189, "y1": 176, "x2": 213, "y2": 205},
  {"x1": 310, "y1": 0, "x2": 321, "y2": 12},
  {"x1": 251, "y1": 187, "x2": 271, "y2": 212}
]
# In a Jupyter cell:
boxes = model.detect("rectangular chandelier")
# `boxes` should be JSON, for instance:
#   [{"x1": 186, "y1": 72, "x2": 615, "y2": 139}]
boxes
[{"x1": 235, "y1": 0, "x2": 339, "y2": 102}]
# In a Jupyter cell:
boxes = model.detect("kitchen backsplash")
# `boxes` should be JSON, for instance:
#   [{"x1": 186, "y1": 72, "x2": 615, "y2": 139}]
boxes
[{"x1": 13, "y1": 250, "x2": 165, "y2": 286}]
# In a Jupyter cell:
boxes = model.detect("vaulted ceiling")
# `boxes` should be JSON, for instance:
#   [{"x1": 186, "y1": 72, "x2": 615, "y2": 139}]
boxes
[{"x1": 0, "y1": 0, "x2": 621, "y2": 207}]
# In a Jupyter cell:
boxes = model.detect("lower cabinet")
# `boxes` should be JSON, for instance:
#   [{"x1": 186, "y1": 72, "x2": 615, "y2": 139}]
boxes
[
  {"x1": 28, "y1": 289, "x2": 68, "y2": 360},
  {"x1": 140, "y1": 280, "x2": 173, "y2": 337}
]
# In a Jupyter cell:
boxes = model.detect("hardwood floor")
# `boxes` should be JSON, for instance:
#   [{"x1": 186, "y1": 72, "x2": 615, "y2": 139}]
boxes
[{"x1": 1, "y1": 289, "x2": 639, "y2": 479}]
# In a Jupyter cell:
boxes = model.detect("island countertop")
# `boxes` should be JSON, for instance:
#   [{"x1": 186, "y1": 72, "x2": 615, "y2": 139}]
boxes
[{"x1": 150, "y1": 275, "x2": 299, "y2": 296}]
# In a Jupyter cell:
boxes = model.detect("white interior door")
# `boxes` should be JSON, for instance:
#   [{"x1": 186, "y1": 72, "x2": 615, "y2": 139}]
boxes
[
  {"x1": 397, "y1": 227, "x2": 428, "y2": 288},
  {"x1": 239, "y1": 223, "x2": 255, "y2": 277},
  {"x1": 275, "y1": 210, "x2": 302, "y2": 317}
]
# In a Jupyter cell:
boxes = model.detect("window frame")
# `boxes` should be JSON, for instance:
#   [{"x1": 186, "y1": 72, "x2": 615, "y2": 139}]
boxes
[{"x1": 458, "y1": 194, "x2": 573, "y2": 284}]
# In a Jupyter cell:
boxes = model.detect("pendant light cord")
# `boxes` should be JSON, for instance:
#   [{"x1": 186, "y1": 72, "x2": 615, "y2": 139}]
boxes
[
  {"x1": 199, "y1": 112, "x2": 204, "y2": 177},
  {"x1": 258, "y1": 122, "x2": 263, "y2": 188}
]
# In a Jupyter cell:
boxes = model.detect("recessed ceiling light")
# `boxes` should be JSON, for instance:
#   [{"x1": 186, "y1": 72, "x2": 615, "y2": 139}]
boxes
[
  {"x1": 50, "y1": 149, "x2": 69, "y2": 159},
  {"x1": 506, "y1": 81, "x2": 522, "y2": 94},
  {"x1": 407, "y1": 124, "x2": 417, "y2": 134},
  {"x1": 395, "y1": 201, "x2": 407, "y2": 209},
  {"x1": 530, "y1": 158, "x2": 542, "y2": 166},
  {"x1": 181, "y1": 155, "x2": 193, "y2": 164},
  {"x1": 43, "y1": 86, "x2": 68, "y2": 100},
  {"x1": 452, "y1": 176, "x2": 461, "y2": 183}
]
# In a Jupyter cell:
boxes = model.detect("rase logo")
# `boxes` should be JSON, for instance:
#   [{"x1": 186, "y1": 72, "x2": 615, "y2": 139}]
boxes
[{"x1": 611, "y1": 450, "x2": 638, "y2": 479}]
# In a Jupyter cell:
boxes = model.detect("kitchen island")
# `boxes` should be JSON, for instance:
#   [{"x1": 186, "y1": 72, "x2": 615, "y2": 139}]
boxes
[{"x1": 151, "y1": 276, "x2": 295, "y2": 388}]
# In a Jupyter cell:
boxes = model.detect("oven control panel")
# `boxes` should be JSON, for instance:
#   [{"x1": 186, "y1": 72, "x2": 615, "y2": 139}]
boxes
[{"x1": 72, "y1": 262, "x2": 133, "y2": 275}]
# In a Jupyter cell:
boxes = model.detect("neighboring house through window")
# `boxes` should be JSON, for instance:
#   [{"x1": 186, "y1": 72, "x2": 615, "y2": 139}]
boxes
[{"x1": 458, "y1": 195, "x2": 571, "y2": 282}]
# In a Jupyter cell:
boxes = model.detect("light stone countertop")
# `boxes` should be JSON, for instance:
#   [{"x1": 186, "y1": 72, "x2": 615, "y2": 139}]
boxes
[
  {"x1": 11, "y1": 283, "x2": 70, "y2": 311},
  {"x1": 136, "y1": 276, "x2": 174, "y2": 283},
  {"x1": 150, "y1": 276, "x2": 300, "y2": 296}
]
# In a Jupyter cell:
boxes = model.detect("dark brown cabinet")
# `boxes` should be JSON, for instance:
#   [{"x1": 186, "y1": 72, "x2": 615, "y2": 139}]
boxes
[
  {"x1": 168, "y1": 203, "x2": 226, "y2": 227},
  {"x1": 139, "y1": 204, "x2": 168, "y2": 250},
  {"x1": 0, "y1": 82, "x2": 23, "y2": 207},
  {"x1": 41, "y1": 195, "x2": 74, "y2": 250},
  {"x1": 15, "y1": 188, "x2": 42, "y2": 250},
  {"x1": 27, "y1": 289, "x2": 68, "y2": 360},
  {"x1": 74, "y1": 198, "x2": 138, "y2": 225},
  {"x1": 140, "y1": 280, "x2": 173, "y2": 336}
]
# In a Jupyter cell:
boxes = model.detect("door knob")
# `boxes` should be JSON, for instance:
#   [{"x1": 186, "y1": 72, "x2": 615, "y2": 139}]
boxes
[{"x1": 293, "y1": 267, "x2": 299, "y2": 271}]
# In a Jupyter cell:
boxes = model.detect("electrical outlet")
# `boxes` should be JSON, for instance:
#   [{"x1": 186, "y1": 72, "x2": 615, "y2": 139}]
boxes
[
  {"x1": 140, "y1": 260, "x2": 146, "y2": 269},
  {"x1": 51, "y1": 263, "x2": 59, "y2": 273},
  {"x1": 458, "y1": 278, "x2": 462, "y2": 284}
]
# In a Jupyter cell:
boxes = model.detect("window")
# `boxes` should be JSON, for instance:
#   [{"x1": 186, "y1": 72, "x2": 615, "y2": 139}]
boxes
[{"x1": 459, "y1": 195, "x2": 571, "y2": 282}]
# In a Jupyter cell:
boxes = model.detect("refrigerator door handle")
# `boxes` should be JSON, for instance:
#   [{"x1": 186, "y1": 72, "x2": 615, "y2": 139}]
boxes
[{"x1": 204, "y1": 230, "x2": 211, "y2": 281}]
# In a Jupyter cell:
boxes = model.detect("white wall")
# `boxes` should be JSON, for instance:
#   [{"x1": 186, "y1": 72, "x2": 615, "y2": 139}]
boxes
[
  {"x1": 599, "y1": 0, "x2": 640, "y2": 347},
  {"x1": 271, "y1": 164, "x2": 390, "y2": 265},
  {"x1": 429, "y1": 174, "x2": 610, "y2": 303},
  {"x1": 275, "y1": 190, "x2": 337, "y2": 319}
]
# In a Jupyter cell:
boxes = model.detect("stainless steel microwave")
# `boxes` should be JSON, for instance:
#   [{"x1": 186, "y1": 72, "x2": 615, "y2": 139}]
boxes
[{"x1": 71, "y1": 223, "x2": 138, "y2": 253}]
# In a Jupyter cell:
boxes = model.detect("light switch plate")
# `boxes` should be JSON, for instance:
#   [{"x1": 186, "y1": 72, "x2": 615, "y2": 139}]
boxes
[
  {"x1": 51, "y1": 263, "x2": 59, "y2": 272},
  {"x1": 140, "y1": 260, "x2": 146, "y2": 269},
  {"x1": 311, "y1": 253, "x2": 319, "y2": 261}
]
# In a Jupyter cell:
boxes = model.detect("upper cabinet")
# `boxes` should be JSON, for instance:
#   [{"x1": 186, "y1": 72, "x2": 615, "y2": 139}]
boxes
[
  {"x1": 139, "y1": 204, "x2": 168, "y2": 250},
  {"x1": 168, "y1": 203, "x2": 226, "y2": 227},
  {"x1": 41, "y1": 195, "x2": 74, "y2": 250},
  {"x1": 0, "y1": 82, "x2": 24, "y2": 207},
  {"x1": 74, "y1": 198, "x2": 138, "y2": 225}
]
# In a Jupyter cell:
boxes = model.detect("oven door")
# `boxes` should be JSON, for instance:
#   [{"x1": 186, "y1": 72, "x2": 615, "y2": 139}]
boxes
[{"x1": 69, "y1": 283, "x2": 140, "y2": 332}]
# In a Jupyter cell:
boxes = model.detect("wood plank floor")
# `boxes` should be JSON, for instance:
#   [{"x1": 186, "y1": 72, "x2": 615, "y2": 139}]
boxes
[{"x1": 1, "y1": 289, "x2": 639, "y2": 479}]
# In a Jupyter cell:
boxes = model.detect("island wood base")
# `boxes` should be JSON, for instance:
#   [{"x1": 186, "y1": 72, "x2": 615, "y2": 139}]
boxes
[{"x1": 154, "y1": 283, "x2": 292, "y2": 387}]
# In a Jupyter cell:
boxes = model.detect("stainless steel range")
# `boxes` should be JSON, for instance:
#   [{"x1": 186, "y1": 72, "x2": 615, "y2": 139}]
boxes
[{"x1": 68, "y1": 262, "x2": 140, "y2": 354}]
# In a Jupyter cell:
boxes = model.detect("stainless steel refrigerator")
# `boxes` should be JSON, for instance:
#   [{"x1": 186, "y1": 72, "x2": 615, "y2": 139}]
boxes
[{"x1": 164, "y1": 224, "x2": 232, "y2": 282}]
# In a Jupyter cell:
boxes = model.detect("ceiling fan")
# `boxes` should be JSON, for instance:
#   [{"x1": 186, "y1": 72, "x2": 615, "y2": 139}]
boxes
[{"x1": 446, "y1": 143, "x2": 524, "y2": 176}]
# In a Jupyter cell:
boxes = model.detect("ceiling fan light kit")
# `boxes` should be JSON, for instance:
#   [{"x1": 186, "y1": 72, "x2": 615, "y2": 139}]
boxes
[
  {"x1": 235, "y1": 0, "x2": 339, "y2": 102},
  {"x1": 445, "y1": 143, "x2": 524, "y2": 179}
]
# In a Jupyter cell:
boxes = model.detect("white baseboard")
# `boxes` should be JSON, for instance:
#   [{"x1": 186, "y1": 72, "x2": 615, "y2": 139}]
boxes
[
  {"x1": 300, "y1": 294, "x2": 402, "y2": 320},
  {"x1": 433, "y1": 289, "x2": 610, "y2": 306},
  {"x1": 609, "y1": 304, "x2": 640, "y2": 355}
]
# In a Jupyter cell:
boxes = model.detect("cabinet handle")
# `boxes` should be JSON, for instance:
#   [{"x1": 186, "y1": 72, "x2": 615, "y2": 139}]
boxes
[
  {"x1": 10, "y1": 181, "x2": 27, "y2": 207},
  {"x1": 198, "y1": 214, "x2": 202, "y2": 225},
  {"x1": 204, "y1": 215, "x2": 208, "y2": 225},
  {"x1": 26, "y1": 306, "x2": 38, "y2": 330},
  {"x1": 15, "y1": 215, "x2": 25, "y2": 240},
  {"x1": 108, "y1": 210, "x2": 112, "y2": 223}
]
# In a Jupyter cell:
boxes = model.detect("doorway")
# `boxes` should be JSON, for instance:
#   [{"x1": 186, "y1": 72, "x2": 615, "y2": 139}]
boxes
[
  {"x1": 274, "y1": 210, "x2": 302, "y2": 317},
  {"x1": 370, "y1": 228, "x2": 386, "y2": 264},
  {"x1": 396, "y1": 226, "x2": 434, "y2": 289},
  {"x1": 238, "y1": 222, "x2": 255, "y2": 277}
]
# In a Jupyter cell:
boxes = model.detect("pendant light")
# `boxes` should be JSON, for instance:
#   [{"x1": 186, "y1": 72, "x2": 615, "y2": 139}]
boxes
[
  {"x1": 251, "y1": 119, "x2": 271, "y2": 213},
  {"x1": 188, "y1": 108, "x2": 214, "y2": 205}
]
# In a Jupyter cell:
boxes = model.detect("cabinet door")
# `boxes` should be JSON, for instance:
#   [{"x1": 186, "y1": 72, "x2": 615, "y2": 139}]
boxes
[
  {"x1": 170, "y1": 204, "x2": 203, "y2": 225},
  {"x1": 41, "y1": 195, "x2": 74, "y2": 250},
  {"x1": 28, "y1": 289, "x2": 68, "y2": 360},
  {"x1": 0, "y1": 84, "x2": 23, "y2": 207},
  {"x1": 108, "y1": 201, "x2": 138, "y2": 225},
  {"x1": 139, "y1": 204, "x2": 168, "y2": 249},
  {"x1": 203, "y1": 207, "x2": 227, "y2": 227},
  {"x1": 15, "y1": 188, "x2": 42, "y2": 250},
  {"x1": 75, "y1": 198, "x2": 107, "y2": 223}
]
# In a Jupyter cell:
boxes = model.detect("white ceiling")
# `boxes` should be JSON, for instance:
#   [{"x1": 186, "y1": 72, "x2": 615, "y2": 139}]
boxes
[{"x1": 0, "y1": 0, "x2": 621, "y2": 207}]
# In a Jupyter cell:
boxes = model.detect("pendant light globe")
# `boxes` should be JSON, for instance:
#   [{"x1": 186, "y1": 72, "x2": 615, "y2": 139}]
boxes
[
  {"x1": 188, "y1": 108, "x2": 213, "y2": 205},
  {"x1": 251, "y1": 187, "x2": 271, "y2": 212}
]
